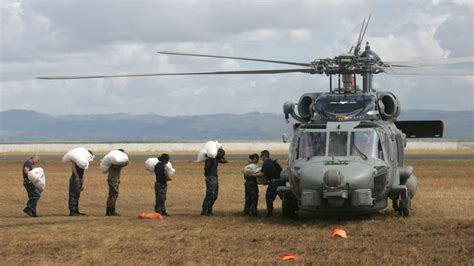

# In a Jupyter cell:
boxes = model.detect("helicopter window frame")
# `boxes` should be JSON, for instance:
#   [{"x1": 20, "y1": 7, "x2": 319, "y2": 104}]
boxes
[
  {"x1": 296, "y1": 130, "x2": 328, "y2": 159},
  {"x1": 349, "y1": 129, "x2": 384, "y2": 160},
  {"x1": 288, "y1": 130, "x2": 301, "y2": 162},
  {"x1": 379, "y1": 130, "x2": 394, "y2": 163},
  {"x1": 328, "y1": 131, "x2": 348, "y2": 157}
]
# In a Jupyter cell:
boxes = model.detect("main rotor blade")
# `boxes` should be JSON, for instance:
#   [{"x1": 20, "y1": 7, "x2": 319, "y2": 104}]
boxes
[
  {"x1": 37, "y1": 68, "x2": 315, "y2": 80},
  {"x1": 388, "y1": 56, "x2": 474, "y2": 68},
  {"x1": 381, "y1": 66, "x2": 473, "y2": 76},
  {"x1": 158, "y1": 51, "x2": 312, "y2": 67}
]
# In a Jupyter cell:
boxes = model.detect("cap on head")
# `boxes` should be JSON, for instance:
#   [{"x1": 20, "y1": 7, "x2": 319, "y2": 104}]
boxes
[
  {"x1": 118, "y1": 149, "x2": 125, "y2": 153},
  {"x1": 248, "y1": 153, "x2": 259, "y2": 163},
  {"x1": 217, "y1": 148, "x2": 225, "y2": 157},
  {"x1": 158, "y1": 153, "x2": 170, "y2": 163}
]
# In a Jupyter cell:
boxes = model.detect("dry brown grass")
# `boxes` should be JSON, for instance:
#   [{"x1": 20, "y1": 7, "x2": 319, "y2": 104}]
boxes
[{"x1": 0, "y1": 159, "x2": 473, "y2": 265}]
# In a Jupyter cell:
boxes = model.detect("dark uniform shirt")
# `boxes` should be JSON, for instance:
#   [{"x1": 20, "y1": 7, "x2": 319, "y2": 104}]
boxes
[
  {"x1": 155, "y1": 162, "x2": 167, "y2": 184},
  {"x1": 22, "y1": 161, "x2": 33, "y2": 182},
  {"x1": 262, "y1": 159, "x2": 280, "y2": 180},
  {"x1": 204, "y1": 158, "x2": 218, "y2": 177},
  {"x1": 72, "y1": 164, "x2": 84, "y2": 179}
]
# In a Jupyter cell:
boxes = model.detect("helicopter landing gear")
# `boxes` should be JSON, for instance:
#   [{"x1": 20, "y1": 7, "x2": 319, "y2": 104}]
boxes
[
  {"x1": 398, "y1": 196, "x2": 411, "y2": 217},
  {"x1": 391, "y1": 186, "x2": 412, "y2": 217},
  {"x1": 392, "y1": 198, "x2": 399, "y2": 211},
  {"x1": 282, "y1": 193, "x2": 299, "y2": 219}
]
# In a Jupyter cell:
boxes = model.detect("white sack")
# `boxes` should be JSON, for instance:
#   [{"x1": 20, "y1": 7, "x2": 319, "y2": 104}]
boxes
[
  {"x1": 243, "y1": 164, "x2": 261, "y2": 175},
  {"x1": 196, "y1": 141, "x2": 222, "y2": 162},
  {"x1": 28, "y1": 167, "x2": 46, "y2": 193},
  {"x1": 196, "y1": 148, "x2": 207, "y2": 163},
  {"x1": 62, "y1": 147, "x2": 94, "y2": 169},
  {"x1": 145, "y1": 157, "x2": 159, "y2": 172},
  {"x1": 165, "y1": 162, "x2": 175, "y2": 177},
  {"x1": 145, "y1": 157, "x2": 175, "y2": 177},
  {"x1": 100, "y1": 150, "x2": 129, "y2": 174}
]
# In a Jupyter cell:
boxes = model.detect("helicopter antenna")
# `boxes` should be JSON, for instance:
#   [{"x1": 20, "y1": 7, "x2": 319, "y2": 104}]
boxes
[
  {"x1": 354, "y1": 15, "x2": 371, "y2": 55},
  {"x1": 354, "y1": 17, "x2": 366, "y2": 55}
]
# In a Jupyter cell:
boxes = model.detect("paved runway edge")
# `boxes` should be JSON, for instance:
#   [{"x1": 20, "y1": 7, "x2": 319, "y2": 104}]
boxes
[{"x1": 1, "y1": 154, "x2": 473, "y2": 161}]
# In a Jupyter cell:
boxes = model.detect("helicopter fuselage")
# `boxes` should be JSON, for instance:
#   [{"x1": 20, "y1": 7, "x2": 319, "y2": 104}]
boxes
[{"x1": 279, "y1": 90, "x2": 428, "y2": 216}]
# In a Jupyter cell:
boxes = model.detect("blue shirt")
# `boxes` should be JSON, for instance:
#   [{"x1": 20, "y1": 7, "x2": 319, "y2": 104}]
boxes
[
  {"x1": 155, "y1": 162, "x2": 167, "y2": 184},
  {"x1": 22, "y1": 161, "x2": 33, "y2": 181}
]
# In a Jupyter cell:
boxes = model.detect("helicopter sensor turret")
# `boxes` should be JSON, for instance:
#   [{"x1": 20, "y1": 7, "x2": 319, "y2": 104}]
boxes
[{"x1": 360, "y1": 42, "x2": 380, "y2": 62}]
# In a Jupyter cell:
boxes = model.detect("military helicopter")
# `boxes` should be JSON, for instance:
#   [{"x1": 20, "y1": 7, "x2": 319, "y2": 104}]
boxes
[{"x1": 38, "y1": 17, "x2": 473, "y2": 217}]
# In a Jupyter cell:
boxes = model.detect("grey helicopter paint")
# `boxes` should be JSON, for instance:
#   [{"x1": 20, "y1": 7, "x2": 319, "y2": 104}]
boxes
[{"x1": 38, "y1": 17, "x2": 473, "y2": 217}]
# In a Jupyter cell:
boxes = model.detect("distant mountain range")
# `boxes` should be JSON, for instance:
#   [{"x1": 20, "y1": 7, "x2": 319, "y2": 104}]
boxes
[{"x1": 0, "y1": 109, "x2": 473, "y2": 141}]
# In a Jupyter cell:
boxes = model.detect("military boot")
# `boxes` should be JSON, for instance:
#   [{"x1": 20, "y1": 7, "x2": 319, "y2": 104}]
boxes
[{"x1": 106, "y1": 207, "x2": 119, "y2": 216}]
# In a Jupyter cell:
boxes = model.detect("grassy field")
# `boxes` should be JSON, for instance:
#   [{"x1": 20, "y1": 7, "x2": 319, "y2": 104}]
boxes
[{"x1": 0, "y1": 158, "x2": 473, "y2": 264}]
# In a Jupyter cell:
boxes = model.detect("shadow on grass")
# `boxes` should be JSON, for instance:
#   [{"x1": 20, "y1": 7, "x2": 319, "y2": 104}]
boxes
[{"x1": 206, "y1": 208, "x2": 400, "y2": 227}]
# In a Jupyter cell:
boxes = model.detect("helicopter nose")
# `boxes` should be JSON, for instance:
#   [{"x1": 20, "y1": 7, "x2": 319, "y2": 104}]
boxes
[
  {"x1": 298, "y1": 162, "x2": 377, "y2": 208},
  {"x1": 299, "y1": 162, "x2": 374, "y2": 188}
]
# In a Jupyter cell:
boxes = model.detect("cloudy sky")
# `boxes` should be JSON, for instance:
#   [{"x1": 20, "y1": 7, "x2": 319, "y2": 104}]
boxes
[{"x1": 1, "y1": 0, "x2": 473, "y2": 116}]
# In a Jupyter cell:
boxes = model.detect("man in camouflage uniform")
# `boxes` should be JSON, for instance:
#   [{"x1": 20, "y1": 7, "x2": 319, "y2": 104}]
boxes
[
  {"x1": 69, "y1": 150, "x2": 94, "y2": 216},
  {"x1": 106, "y1": 151, "x2": 129, "y2": 216},
  {"x1": 154, "y1": 153, "x2": 171, "y2": 216},
  {"x1": 69, "y1": 161, "x2": 85, "y2": 216},
  {"x1": 201, "y1": 148, "x2": 228, "y2": 216},
  {"x1": 244, "y1": 154, "x2": 259, "y2": 216},
  {"x1": 22, "y1": 155, "x2": 41, "y2": 217}
]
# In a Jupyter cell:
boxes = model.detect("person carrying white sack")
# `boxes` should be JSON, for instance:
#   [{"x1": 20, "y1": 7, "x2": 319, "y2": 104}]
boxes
[
  {"x1": 104, "y1": 149, "x2": 129, "y2": 216},
  {"x1": 243, "y1": 154, "x2": 260, "y2": 217},
  {"x1": 21, "y1": 155, "x2": 41, "y2": 217},
  {"x1": 67, "y1": 149, "x2": 94, "y2": 216},
  {"x1": 154, "y1": 153, "x2": 172, "y2": 216},
  {"x1": 201, "y1": 148, "x2": 228, "y2": 216}
]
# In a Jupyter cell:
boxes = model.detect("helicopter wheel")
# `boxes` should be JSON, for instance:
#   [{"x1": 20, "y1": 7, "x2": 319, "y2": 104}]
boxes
[
  {"x1": 282, "y1": 194, "x2": 298, "y2": 219},
  {"x1": 398, "y1": 197, "x2": 411, "y2": 217}
]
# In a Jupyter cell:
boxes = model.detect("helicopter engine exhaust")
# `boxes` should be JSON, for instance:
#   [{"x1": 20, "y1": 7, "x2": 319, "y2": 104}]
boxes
[
  {"x1": 283, "y1": 101, "x2": 305, "y2": 123},
  {"x1": 377, "y1": 92, "x2": 401, "y2": 120},
  {"x1": 298, "y1": 93, "x2": 319, "y2": 121}
]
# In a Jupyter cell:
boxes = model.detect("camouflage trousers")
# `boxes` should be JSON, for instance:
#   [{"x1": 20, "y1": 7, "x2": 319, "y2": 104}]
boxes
[
  {"x1": 68, "y1": 176, "x2": 83, "y2": 213},
  {"x1": 24, "y1": 181, "x2": 41, "y2": 214},
  {"x1": 108, "y1": 175, "x2": 120, "y2": 197},
  {"x1": 154, "y1": 182, "x2": 167, "y2": 213},
  {"x1": 202, "y1": 176, "x2": 219, "y2": 213},
  {"x1": 244, "y1": 177, "x2": 259, "y2": 215}
]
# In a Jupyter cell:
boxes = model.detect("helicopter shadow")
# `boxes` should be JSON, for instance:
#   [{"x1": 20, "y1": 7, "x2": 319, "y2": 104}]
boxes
[{"x1": 252, "y1": 209, "x2": 399, "y2": 227}]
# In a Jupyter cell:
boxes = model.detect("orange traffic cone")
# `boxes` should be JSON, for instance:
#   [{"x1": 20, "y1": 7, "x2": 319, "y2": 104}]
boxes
[
  {"x1": 281, "y1": 252, "x2": 298, "y2": 261},
  {"x1": 331, "y1": 228, "x2": 348, "y2": 238}
]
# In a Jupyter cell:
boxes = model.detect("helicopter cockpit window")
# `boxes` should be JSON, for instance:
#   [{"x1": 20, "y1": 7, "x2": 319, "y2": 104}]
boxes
[
  {"x1": 329, "y1": 132, "x2": 348, "y2": 156},
  {"x1": 350, "y1": 131, "x2": 382, "y2": 159},
  {"x1": 297, "y1": 132, "x2": 327, "y2": 159}
]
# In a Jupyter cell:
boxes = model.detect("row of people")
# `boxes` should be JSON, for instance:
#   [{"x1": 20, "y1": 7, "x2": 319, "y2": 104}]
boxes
[{"x1": 21, "y1": 149, "x2": 283, "y2": 218}]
